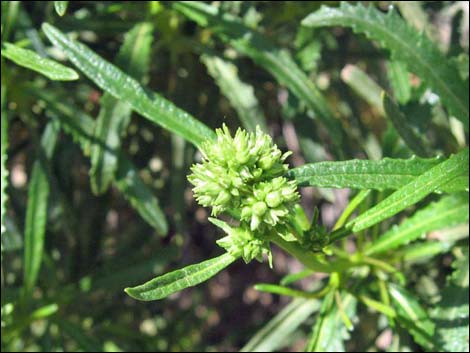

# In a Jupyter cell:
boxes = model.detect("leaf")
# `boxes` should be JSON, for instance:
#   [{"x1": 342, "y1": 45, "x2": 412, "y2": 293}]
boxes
[
  {"x1": 23, "y1": 121, "x2": 59, "y2": 297},
  {"x1": 431, "y1": 249, "x2": 469, "y2": 352},
  {"x1": 1, "y1": 42, "x2": 78, "y2": 81},
  {"x1": 382, "y1": 92, "x2": 429, "y2": 157},
  {"x1": 398, "y1": 225, "x2": 469, "y2": 263},
  {"x1": 114, "y1": 156, "x2": 168, "y2": 235},
  {"x1": 340, "y1": 64, "x2": 383, "y2": 113},
  {"x1": 280, "y1": 269, "x2": 314, "y2": 286},
  {"x1": 287, "y1": 156, "x2": 468, "y2": 193},
  {"x1": 388, "y1": 283, "x2": 435, "y2": 350},
  {"x1": 29, "y1": 87, "x2": 168, "y2": 235},
  {"x1": 254, "y1": 283, "x2": 326, "y2": 299},
  {"x1": 54, "y1": 1, "x2": 68, "y2": 16},
  {"x1": 42, "y1": 23, "x2": 215, "y2": 148},
  {"x1": 306, "y1": 291, "x2": 357, "y2": 352},
  {"x1": 201, "y1": 54, "x2": 267, "y2": 133},
  {"x1": 90, "y1": 22, "x2": 154, "y2": 195},
  {"x1": 348, "y1": 148, "x2": 469, "y2": 232},
  {"x1": 365, "y1": 193, "x2": 469, "y2": 255},
  {"x1": 1, "y1": 83, "x2": 8, "y2": 236},
  {"x1": 241, "y1": 298, "x2": 320, "y2": 352},
  {"x1": 302, "y1": 2, "x2": 469, "y2": 131},
  {"x1": 124, "y1": 252, "x2": 238, "y2": 301},
  {"x1": 386, "y1": 60, "x2": 411, "y2": 104},
  {"x1": 172, "y1": 1, "x2": 344, "y2": 151}
]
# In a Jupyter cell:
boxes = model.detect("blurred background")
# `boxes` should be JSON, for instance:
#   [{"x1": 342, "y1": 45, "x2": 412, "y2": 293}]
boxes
[{"x1": 1, "y1": 1, "x2": 468, "y2": 351}]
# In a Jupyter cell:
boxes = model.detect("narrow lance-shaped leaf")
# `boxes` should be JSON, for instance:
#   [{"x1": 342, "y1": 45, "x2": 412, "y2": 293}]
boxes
[
  {"x1": 23, "y1": 121, "x2": 59, "y2": 298},
  {"x1": 254, "y1": 283, "x2": 326, "y2": 299},
  {"x1": 306, "y1": 291, "x2": 357, "y2": 352},
  {"x1": 340, "y1": 64, "x2": 383, "y2": 113},
  {"x1": 431, "y1": 249, "x2": 469, "y2": 352},
  {"x1": 125, "y1": 252, "x2": 238, "y2": 301},
  {"x1": 288, "y1": 156, "x2": 468, "y2": 193},
  {"x1": 1, "y1": 42, "x2": 78, "y2": 81},
  {"x1": 302, "y1": 2, "x2": 469, "y2": 131},
  {"x1": 90, "y1": 22, "x2": 154, "y2": 195},
  {"x1": 29, "y1": 87, "x2": 168, "y2": 235},
  {"x1": 172, "y1": 1, "x2": 344, "y2": 152},
  {"x1": 382, "y1": 92, "x2": 429, "y2": 157},
  {"x1": 1, "y1": 83, "x2": 8, "y2": 236},
  {"x1": 114, "y1": 157, "x2": 168, "y2": 235},
  {"x1": 366, "y1": 193, "x2": 469, "y2": 255},
  {"x1": 54, "y1": 1, "x2": 68, "y2": 16},
  {"x1": 42, "y1": 23, "x2": 215, "y2": 148},
  {"x1": 201, "y1": 54, "x2": 268, "y2": 133},
  {"x1": 387, "y1": 60, "x2": 411, "y2": 104},
  {"x1": 389, "y1": 283, "x2": 436, "y2": 350},
  {"x1": 396, "y1": 224, "x2": 468, "y2": 263},
  {"x1": 241, "y1": 298, "x2": 320, "y2": 352},
  {"x1": 348, "y1": 148, "x2": 469, "y2": 232}
]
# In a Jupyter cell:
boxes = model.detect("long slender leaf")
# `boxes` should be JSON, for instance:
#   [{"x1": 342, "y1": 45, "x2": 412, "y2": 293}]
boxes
[
  {"x1": 340, "y1": 64, "x2": 383, "y2": 113},
  {"x1": 54, "y1": 1, "x2": 68, "y2": 17},
  {"x1": 288, "y1": 156, "x2": 468, "y2": 193},
  {"x1": 29, "y1": 87, "x2": 168, "y2": 235},
  {"x1": 306, "y1": 291, "x2": 357, "y2": 352},
  {"x1": 254, "y1": 283, "x2": 325, "y2": 299},
  {"x1": 1, "y1": 82, "x2": 8, "y2": 236},
  {"x1": 389, "y1": 283, "x2": 435, "y2": 350},
  {"x1": 23, "y1": 121, "x2": 59, "y2": 297},
  {"x1": 366, "y1": 193, "x2": 469, "y2": 255},
  {"x1": 42, "y1": 23, "x2": 215, "y2": 148},
  {"x1": 348, "y1": 148, "x2": 468, "y2": 232},
  {"x1": 125, "y1": 252, "x2": 238, "y2": 301},
  {"x1": 172, "y1": 1, "x2": 344, "y2": 151},
  {"x1": 302, "y1": 2, "x2": 469, "y2": 131},
  {"x1": 431, "y1": 249, "x2": 469, "y2": 352},
  {"x1": 241, "y1": 298, "x2": 320, "y2": 352},
  {"x1": 90, "y1": 22, "x2": 154, "y2": 195},
  {"x1": 114, "y1": 157, "x2": 167, "y2": 235},
  {"x1": 382, "y1": 92, "x2": 429, "y2": 157},
  {"x1": 1, "y1": 42, "x2": 78, "y2": 81},
  {"x1": 399, "y1": 225, "x2": 469, "y2": 263},
  {"x1": 387, "y1": 60, "x2": 411, "y2": 104},
  {"x1": 201, "y1": 54, "x2": 267, "y2": 132}
]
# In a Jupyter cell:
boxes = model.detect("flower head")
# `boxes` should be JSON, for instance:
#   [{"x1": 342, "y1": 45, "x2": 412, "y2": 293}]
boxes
[
  {"x1": 188, "y1": 124, "x2": 293, "y2": 217},
  {"x1": 210, "y1": 218, "x2": 272, "y2": 265},
  {"x1": 240, "y1": 177, "x2": 299, "y2": 230}
]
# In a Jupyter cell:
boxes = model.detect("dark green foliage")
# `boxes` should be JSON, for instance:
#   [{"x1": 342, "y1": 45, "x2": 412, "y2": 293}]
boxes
[{"x1": 1, "y1": 2, "x2": 468, "y2": 352}]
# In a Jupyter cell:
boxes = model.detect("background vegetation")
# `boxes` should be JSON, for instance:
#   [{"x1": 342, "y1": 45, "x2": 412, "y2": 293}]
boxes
[{"x1": 1, "y1": 1, "x2": 468, "y2": 352}]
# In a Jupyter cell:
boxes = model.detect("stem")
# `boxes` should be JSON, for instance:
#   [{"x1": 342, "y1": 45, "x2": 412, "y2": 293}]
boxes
[
  {"x1": 272, "y1": 236, "x2": 334, "y2": 273},
  {"x1": 254, "y1": 283, "x2": 331, "y2": 299},
  {"x1": 272, "y1": 236, "x2": 353, "y2": 273},
  {"x1": 360, "y1": 256, "x2": 405, "y2": 284}
]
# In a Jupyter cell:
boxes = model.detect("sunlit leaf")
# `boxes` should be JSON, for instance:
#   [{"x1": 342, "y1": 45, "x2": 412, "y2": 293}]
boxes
[
  {"x1": 125, "y1": 252, "x2": 238, "y2": 301},
  {"x1": 1, "y1": 42, "x2": 78, "y2": 80}
]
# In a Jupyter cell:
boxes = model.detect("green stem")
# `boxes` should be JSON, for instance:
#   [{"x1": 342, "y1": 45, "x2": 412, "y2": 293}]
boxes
[
  {"x1": 272, "y1": 236, "x2": 333, "y2": 273},
  {"x1": 272, "y1": 236, "x2": 352, "y2": 273},
  {"x1": 254, "y1": 283, "x2": 330, "y2": 299}
]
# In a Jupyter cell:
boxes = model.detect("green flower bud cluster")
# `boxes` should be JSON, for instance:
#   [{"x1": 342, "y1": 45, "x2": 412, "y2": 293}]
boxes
[
  {"x1": 241, "y1": 177, "x2": 299, "y2": 231},
  {"x1": 211, "y1": 218, "x2": 271, "y2": 265},
  {"x1": 188, "y1": 124, "x2": 299, "y2": 231}
]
